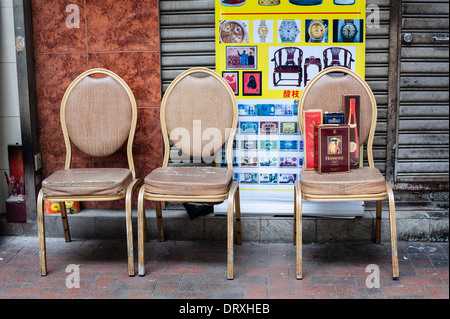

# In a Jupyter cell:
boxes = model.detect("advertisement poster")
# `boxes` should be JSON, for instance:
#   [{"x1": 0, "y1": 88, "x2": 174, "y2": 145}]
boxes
[{"x1": 215, "y1": 0, "x2": 366, "y2": 216}]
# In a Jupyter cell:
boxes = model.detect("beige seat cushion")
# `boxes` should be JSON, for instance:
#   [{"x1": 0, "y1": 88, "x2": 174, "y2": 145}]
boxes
[
  {"x1": 144, "y1": 167, "x2": 233, "y2": 196},
  {"x1": 42, "y1": 168, "x2": 133, "y2": 197},
  {"x1": 301, "y1": 167, "x2": 386, "y2": 196}
]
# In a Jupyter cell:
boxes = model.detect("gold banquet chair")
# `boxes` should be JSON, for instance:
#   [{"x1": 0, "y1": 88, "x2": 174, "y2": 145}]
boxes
[
  {"x1": 137, "y1": 67, "x2": 241, "y2": 279},
  {"x1": 37, "y1": 68, "x2": 140, "y2": 276},
  {"x1": 294, "y1": 66, "x2": 399, "y2": 280}
]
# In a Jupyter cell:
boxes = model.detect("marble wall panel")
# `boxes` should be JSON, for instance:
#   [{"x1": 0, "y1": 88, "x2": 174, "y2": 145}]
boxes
[{"x1": 31, "y1": 0, "x2": 162, "y2": 210}]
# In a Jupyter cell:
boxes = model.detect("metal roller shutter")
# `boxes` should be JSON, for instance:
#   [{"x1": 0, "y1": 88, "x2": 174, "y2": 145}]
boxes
[
  {"x1": 160, "y1": 0, "x2": 216, "y2": 167},
  {"x1": 396, "y1": 0, "x2": 449, "y2": 184},
  {"x1": 365, "y1": 0, "x2": 391, "y2": 173},
  {"x1": 160, "y1": 0, "x2": 216, "y2": 92}
]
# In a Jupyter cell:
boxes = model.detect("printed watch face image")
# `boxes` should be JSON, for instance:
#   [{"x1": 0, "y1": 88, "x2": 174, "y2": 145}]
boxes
[
  {"x1": 279, "y1": 21, "x2": 298, "y2": 41},
  {"x1": 220, "y1": 21, "x2": 248, "y2": 43},
  {"x1": 258, "y1": 26, "x2": 269, "y2": 36},
  {"x1": 341, "y1": 23, "x2": 357, "y2": 39},
  {"x1": 309, "y1": 21, "x2": 325, "y2": 39}
]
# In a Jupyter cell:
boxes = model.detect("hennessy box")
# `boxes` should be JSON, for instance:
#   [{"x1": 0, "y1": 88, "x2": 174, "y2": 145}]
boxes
[
  {"x1": 303, "y1": 109, "x2": 322, "y2": 170},
  {"x1": 343, "y1": 94, "x2": 361, "y2": 169},
  {"x1": 314, "y1": 124, "x2": 350, "y2": 174}
]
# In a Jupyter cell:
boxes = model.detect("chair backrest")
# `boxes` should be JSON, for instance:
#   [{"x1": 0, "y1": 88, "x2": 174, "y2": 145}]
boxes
[
  {"x1": 60, "y1": 68, "x2": 137, "y2": 175},
  {"x1": 161, "y1": 67, "x2": 238, "y2": 169},
  {"x1": 298, "y1": 66, "x2": 378, "y2": 167}
]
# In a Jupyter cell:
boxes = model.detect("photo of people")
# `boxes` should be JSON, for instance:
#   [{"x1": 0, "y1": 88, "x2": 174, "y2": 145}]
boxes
[{"x1": 226, "y1": 46, "x2": 257, "y2": 69}]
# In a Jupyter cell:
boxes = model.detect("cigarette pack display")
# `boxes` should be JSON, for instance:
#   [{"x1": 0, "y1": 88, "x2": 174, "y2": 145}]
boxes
[
  {"x1": 314, "y1": 124, "x2": 350, "y2": 174},
  {"x1": 303, "y1": 109, "x2": 322, "y2": 170}
]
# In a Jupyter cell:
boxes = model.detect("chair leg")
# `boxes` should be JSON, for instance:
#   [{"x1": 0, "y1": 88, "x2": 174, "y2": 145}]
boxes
[
  {"x1": 387, "y1": 183, "x2": 399, "y2": 280},
  {"x1": 234, "y1": 186, "x2": 242, "y2": 245},
  {"x1": 125, "y1": 184, "x2": 136, "y2": 277},
  {"x1": 137, "y1": 185, "x2": 146, "y2": 276},
  {"x1": 37, "y1": 189, "x2": 47, "y2": 276},
  {"x1": 155, "y1": 201, "x2": 164, "y2": 242},
  {"x1": 227, "y1": 194, "x2": 234, "y2": 280},
  {"x1": 295, "y1": 181, "x2": 303, "y2": 280},
  {"x1": 59, "y1": 202, "x2": 71, "y2": 242},
  {"x1": 375, "y1": 200, "x2": 382, "y2": 244},
  {"x1": 293, "y1": 184, "x2": 297, "y2": 244},
  {"x1": 227, "y1": 182, "x2": 239, "y2": 280},
  {"x1": 143, "y1": 208, "x2": 149, "y2": 242}
]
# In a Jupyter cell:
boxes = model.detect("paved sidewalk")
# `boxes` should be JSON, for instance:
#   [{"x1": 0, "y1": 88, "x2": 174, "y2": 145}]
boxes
[{"x1": 0, "y1": 236, "x2": 448, "y2": 299}]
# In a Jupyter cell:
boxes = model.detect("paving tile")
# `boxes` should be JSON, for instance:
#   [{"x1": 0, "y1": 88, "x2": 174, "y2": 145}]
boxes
[
  {"x1": 425, "y1": 286, "x2": 449, "y2": 299},
  {"x1": 244, "y1": 283, "x2": 267, "y2": 299},
  {"x1": 152, "y1": 282, "x2": 179, "y2": 297},
  {"x1": 0, "y1": 236, "x2": 448, "y2": 301}
]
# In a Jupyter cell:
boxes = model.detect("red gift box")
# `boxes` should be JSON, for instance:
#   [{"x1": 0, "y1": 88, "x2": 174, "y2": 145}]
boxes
[{"x1": 303, "y1": 109, "x2": 322, "y2": 170}]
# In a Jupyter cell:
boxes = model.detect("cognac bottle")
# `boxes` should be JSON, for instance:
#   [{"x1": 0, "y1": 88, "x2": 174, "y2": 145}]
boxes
[{"x1": 348, "y1": 98, "x2": 359, "y2": 168}]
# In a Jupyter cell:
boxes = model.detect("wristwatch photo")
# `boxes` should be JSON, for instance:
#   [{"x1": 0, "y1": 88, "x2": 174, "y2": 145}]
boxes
[
  {"x1": 308, "y1": 19, "x2": 327, "y2": 43},
  {"x1": 258, "y1": 20, "x2": 269, "y2": 43},
  {"x1": 341, "y1": 19, "x2": 358, "y2": 42},
  {"x1": 220, "y1": 20, "x2": 248, "y2": 43},
  {"x1": 279, "y1": 20, "x2": 299, "y2": 43}
]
